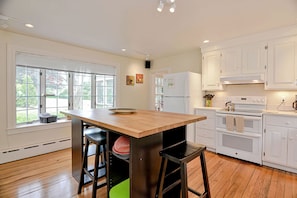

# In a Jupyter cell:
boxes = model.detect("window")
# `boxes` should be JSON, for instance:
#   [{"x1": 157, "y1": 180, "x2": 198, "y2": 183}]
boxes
[
  {"x1": 15, "y1": 65, "x2": 116, "y2": 125},
  {"x1": 154, "y1": 74, "x2": 164, "y2": 111},
  {"x1": 16, "y1": 66, "x2": 40, "y2": 124},
  {"x1": 96, "y1": 75, "x2": 115, "y2": 108},
  {"x1": 44, "y1": 69, "x2": 69, "y2": 118},
  {"x1": 72, "y1": 73, "x2": 92, "y2": 110}
]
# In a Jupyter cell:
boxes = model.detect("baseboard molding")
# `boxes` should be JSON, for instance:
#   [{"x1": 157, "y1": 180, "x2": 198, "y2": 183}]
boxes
[
  {"x1": 263, "y1": 161, "x2": 297, "y2": 174},
  {"x1": 0, "y1": 138, "x2": 71, "y2": 164}
]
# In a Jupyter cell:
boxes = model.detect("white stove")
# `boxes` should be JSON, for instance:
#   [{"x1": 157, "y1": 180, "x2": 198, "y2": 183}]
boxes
[{"x1": 216, "y1": 96, "x2": 266, "y2": 164}]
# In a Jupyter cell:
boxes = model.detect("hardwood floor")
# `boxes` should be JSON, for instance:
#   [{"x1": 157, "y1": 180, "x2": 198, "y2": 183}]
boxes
[{"x1": 0, "y1": 148, "x2": 297, "y2": 198}]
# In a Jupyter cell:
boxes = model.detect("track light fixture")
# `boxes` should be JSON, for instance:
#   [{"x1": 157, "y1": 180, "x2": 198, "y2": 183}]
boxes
[{"x1": 157, "y1": 0, "x2": 176, "y2": 13}]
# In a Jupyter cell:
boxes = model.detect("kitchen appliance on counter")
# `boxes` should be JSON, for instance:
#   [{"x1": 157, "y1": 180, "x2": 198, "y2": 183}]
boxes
[
  {"x1": 216, "y1": 96, "x2": 266, "y2": 164},
  {"x1": 163, "y1": 72, "x2": 203, "y2": 143},
  {"x1": 292, "y1": 95, "x2": 297, "y2": 110}
]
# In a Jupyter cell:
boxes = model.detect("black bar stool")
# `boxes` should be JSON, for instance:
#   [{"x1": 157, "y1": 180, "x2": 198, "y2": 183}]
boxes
[
  {"x1": 155, "y1": 141, "x2": 211, "y2": 198},
  {"x1": 78, "y1": 129, "x2": 107, "y2": 198}
]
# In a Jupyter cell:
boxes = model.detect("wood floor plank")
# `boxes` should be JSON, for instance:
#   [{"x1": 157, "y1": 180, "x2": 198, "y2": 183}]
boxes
[{"x1": 1, "y1": 149, "x2": 297, "y2": 198}]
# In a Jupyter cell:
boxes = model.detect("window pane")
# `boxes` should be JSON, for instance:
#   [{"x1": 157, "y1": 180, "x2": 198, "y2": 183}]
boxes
[
  {"x1": 16, "y1": 66, "x2": 40, "y2": 124},
  {"x1": 45, "y1": 70, "x2": 68, "y2": 118},
  {"x1": 73, "y1": 73, "x2": 92, "y2": 110},
  {"x1": 96, "y1": 75, "x2": 115, "y2": 108}
]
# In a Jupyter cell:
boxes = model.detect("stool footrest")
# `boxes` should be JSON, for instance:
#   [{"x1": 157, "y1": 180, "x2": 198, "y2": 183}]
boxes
[{"x1": 162, "y1": 179, "x2": 181, "y2": 194}]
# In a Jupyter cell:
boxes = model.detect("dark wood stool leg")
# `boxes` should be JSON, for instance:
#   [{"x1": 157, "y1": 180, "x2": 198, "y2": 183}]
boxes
[
  {"x1": 200, "y1": 151, "x2": 211, "y2": 198},
  {"x1": 155, "y1": 157, "x2": 167, "y2": 198},
  {"x1": 92, "y1": 144, "x2": 100, "y2": 198},
  {"x1": 78, "y1": 138, "x2": 90, "y2": 194},
  {"x1": 180, "y1": 162, "x2": 188, "y2": 198}
]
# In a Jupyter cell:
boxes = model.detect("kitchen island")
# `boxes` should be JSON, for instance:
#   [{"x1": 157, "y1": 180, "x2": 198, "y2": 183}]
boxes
[{"x1": 61, "y1": 109, "x2": 206, "y2": 198}]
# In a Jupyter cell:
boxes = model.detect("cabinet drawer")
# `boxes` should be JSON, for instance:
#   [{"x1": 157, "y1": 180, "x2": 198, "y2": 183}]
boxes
[
  {"x1": 195, "y1": 109, "x2": 216, "y2": 119},
  {"x1": 265, "y1": 115, "x2": 297, "y2": 128},
  {"x1": 196, "y1": 118, "x2": 215, "y2": 130},
  {"x1": 196, "y1": 128, "x2": 215, "y2": 138}
]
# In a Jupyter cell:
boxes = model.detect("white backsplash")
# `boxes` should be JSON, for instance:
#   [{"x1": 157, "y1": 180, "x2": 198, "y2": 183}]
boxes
[{"x1": 205, "y1": 84, "x2": 297, "y2": 111}]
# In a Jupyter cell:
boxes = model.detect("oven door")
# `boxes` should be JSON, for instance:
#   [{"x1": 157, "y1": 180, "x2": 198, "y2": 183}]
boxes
[
  {"x1": 216, "y1": 113, "x2": 262, "y2": 134},
  {"x1": 216, "y1": 129, "x2": 262, "y2": 164}
]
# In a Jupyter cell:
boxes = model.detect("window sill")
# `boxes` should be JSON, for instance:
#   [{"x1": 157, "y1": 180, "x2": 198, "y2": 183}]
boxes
[{"x1": 7, "y1": 119, "x2": 71, "y2": 135}]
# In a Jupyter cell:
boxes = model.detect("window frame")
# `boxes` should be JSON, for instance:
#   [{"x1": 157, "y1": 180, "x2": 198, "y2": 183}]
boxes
[{"x1": 7, "y1": 46, "x2": 118, "y2": 132}]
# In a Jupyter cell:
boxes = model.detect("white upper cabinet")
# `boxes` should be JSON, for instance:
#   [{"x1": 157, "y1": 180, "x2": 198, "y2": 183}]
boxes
[
  {"x1": 242, "y1": 42, "x2": 267, "y2": 74},
  {"x1": 220, "y1": 43, "x2": 267, "y2": 77},
  {"x1": 265, "y1": 36, "x2": 297, "y2": 90},
  {"x1": 220, "y1": 47, "x2": 242, "y2": 76},
  {"x1": 202, "y1": 51, "x2": 223, "y2": 90}
]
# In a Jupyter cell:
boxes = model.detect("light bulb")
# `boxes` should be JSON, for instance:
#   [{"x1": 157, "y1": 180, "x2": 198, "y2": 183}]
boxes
[
  {"x1": 157, "y1": 1, "x2": 164, "y2": 12},
  {"x1": 169, "y1": 3, "x2": 176, "y2": 13}
]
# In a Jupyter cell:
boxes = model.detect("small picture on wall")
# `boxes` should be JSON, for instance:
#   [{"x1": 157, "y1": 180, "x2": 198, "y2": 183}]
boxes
[
  {"x1": 136, "y1": 74, "x2": 143, "y2": 84},
  {"x1": 126, "y1": 75, "x2": 135, "y2": 86}
]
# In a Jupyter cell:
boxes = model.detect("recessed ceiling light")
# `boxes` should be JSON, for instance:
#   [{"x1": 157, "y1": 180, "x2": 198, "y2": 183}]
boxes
[
  {"x1": 25, "y1": 23, "x2": 34, "y2": 28},
  {"x1": 121, "y1": 48, "x2": 126, "y2": 52},
  {"x1": 203, "y1": 40, "x2": 210, "y2": 43}
]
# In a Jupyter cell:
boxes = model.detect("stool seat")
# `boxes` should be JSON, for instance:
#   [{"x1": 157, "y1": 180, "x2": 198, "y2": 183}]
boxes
[
  {"x1": 155, "y1": 141, "x2": 211, "y2": 198},
  {"x1": 160, "y1": 141, "x2": 205, "y2": 163},
  {"x1": 78, "y1": 129, "x2": 107, "y2": 198},
  {"x1": 86, "y1": 131, "x2": 106, "y2": 145}
]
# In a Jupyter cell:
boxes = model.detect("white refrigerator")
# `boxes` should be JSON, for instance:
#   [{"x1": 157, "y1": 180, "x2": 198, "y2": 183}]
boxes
[{"x1": 163, "y1": 72, "x2": 203, "y2": 143}]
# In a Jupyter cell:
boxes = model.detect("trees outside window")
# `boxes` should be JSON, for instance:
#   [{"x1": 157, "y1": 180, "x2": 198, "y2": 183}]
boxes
[{"x1": 16, "y1": 66, "x2": 115, "y2": 125}]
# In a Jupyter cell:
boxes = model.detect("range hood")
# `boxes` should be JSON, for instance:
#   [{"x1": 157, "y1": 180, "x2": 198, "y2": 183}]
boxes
[{"x1": 220, "y1": 74, "x2": 264, "y2": 84}]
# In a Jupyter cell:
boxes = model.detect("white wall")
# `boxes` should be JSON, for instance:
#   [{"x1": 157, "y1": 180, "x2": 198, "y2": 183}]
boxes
[
  {"x1": 0, "y1": 30, "x2": 149, "y2": 163},
  {"x1": 150, "y1": 49, "x2": 202, "y2": 74}
]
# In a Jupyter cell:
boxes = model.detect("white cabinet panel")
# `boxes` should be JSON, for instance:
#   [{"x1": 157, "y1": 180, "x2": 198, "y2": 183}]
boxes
[
  {"x1": 263, "y1": 114, "x2": 297, "y2": 173},
  {"x1": 266, "y1": 36, "x2": 297, "y2": 89},
  {"x1": 220, "y1": 47, "x2": 242, "y2": 76},
  {"x1": 195, "y1": 108, "x2": 216, "y2": 151},
  {"x1": 264, "y1": 125, "x2": 287, "y2": 166},
  {"x1": 242, "y1": 43, "x2": 267, "y2": 74},
  {"x1": 288, "y1": 129, "x2": 297, "y2": 168},
  {"x1": 202, "y1": 51, "x2": 222, "y2": 91}
]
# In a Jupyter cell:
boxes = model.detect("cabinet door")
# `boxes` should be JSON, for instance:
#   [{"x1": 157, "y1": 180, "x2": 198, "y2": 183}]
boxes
[
  {"x1": 202, "y1": 51, "x2": 223, "y2": 90},
  {"x1": 263, "y1": 125, "x2": 287, "y2": 165},
  {"x1": 220, "y1": 47, "x2": 242, "y2": 76},
  {"x1": 242, "y1": 42, "x2": 267, "y2": 74},
  {"x1": 287, "y1": 129, "x2": 297, "y2": 168},
  {"x1": 266, "y1": 36, "x2": 297, "y2": 90}
]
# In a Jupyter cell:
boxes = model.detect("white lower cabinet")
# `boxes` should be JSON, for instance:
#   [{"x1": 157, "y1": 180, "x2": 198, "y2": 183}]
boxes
[
  {"x1": 263, "y1": 114, "x2": 297, "y2": 173},
  {"x1": 195, "y1": 108, "x2": 217, "y2": 152}
]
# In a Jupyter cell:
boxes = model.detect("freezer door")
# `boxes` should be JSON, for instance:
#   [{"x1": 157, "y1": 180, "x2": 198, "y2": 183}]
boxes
[{"x1": 163, "y1": 73, "x2": 188, "y2": 96}]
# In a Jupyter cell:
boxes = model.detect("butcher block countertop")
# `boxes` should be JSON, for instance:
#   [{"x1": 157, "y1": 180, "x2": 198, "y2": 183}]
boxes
[{"x1": 61, "y1": 109, "x2": 206, "y2": 138}]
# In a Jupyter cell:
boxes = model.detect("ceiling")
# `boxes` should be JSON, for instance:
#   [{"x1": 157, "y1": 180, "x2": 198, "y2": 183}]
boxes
[{"x1": 1, "y1": 0, "x2": 297, "y2": 60}]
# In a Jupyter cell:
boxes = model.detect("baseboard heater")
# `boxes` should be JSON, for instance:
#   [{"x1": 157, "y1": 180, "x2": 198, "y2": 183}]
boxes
[{"x1": 0, "y1": 138, "x2": 71, "y2": 164}]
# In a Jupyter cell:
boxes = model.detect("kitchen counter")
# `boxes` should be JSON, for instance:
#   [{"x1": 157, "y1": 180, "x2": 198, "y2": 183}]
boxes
[
  {"x1": 264, "y1": 110, "x2": 297, "y2": 117},
  {"x1": 195, "y1": 106, "x2": 223, "y2": 110},
  {"x1": 62, "y1": 109, "x2": 206, "y2": 198}
]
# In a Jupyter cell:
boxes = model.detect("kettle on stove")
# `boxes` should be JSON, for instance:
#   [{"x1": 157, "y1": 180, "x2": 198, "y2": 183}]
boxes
[{"x1": 293, "y1": 101, "x2": 297, "y2": 110}]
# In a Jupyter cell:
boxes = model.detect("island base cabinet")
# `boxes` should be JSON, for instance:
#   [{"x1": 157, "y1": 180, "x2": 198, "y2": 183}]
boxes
[{"x1": 107, "y1": 126, "x2": 186, "y2": 198}]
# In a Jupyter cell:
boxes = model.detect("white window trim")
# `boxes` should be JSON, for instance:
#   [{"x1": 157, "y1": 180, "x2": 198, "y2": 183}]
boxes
[{"x1": 7, "y1": 44, "x2": 120, "y2": 133}]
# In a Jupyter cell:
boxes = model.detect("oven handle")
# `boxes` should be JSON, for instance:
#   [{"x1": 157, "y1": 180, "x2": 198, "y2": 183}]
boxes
[
  {"x1": 216, "y1": 128, "x2": 262, "y2": 138},
  {"x1": 216, "y1": 113, "x2": 262, "y2": 120}
]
